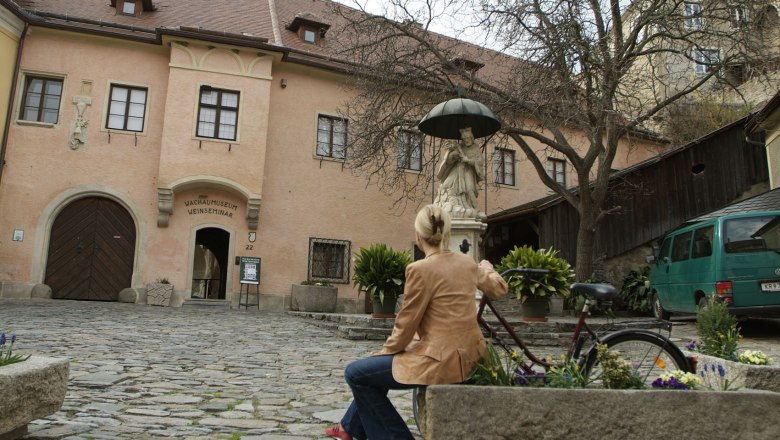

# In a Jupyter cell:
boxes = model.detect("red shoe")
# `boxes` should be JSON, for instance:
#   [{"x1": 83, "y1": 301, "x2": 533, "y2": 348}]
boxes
[{"x1": 325, "y1": 423, "x2": 353, "y2": 440}]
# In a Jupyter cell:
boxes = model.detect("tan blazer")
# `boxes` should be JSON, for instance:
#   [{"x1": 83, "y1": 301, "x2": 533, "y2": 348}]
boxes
[{"x1": 377, "y1": 250, "x2": 508, "y2": 384}]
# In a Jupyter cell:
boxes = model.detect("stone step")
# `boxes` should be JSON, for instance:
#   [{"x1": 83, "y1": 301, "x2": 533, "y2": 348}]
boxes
[
  {"x1": 291, "y1": 312, "x2": 672, "y2": 347},
  {"x1": 181, "y1": 299, "x2": 231, "y2": 309}
]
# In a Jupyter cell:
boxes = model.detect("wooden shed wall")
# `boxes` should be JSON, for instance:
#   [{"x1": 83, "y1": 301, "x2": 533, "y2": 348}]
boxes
[{"x1": 537, "y1": 122, "x2": 769, "y2": 263}]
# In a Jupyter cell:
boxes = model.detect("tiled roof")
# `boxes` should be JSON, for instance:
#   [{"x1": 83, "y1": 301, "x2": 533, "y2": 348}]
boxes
[
  {"x1": 688, "y1": 187, "x2": 780, "y2": 222},
  {"x1": 18, "y1": 0, "x2": 276, "y2": 42},
  {"x1": 12, "y1": 0, "x2": 521, "y2": 79}
]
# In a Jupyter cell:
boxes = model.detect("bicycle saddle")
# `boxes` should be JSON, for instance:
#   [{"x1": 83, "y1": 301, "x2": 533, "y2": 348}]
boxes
[{"x1": 570, "y1": 283, "x2": 615, "y2": 300}]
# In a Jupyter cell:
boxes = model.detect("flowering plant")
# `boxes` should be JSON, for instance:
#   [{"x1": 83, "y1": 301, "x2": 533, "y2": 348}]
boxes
[
  {"x1": 466, "y1": 344, "x2": 591, "y2": 388},
  {"x1": 699, "y1": 362, "x2": 741, "y2": 391},
  {"x1": 0, "y1": 332, "x2": 31, "y2": 367},
  {"x1": 465, "y1": 343, "x2": 519, "y2": 386},
  {"x1": 651, "y1": 370, "x2": 701, "y2": 390},
  {"x1": 737, "y1": 349, "x2": 771, "y2": 365},
  {"x1": 594, "y1": 344, "x2": 646, "y2": 389}
]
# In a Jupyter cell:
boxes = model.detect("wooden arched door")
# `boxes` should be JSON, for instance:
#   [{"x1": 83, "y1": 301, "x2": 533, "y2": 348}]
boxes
[{"x1": 45, "y1": 197, "x2": 136, "y2": 301}]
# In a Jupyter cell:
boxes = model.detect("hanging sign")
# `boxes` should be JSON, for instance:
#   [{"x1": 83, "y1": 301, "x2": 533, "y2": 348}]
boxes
[{"x1": 239, "y1": 256, "x2": 261, "y2": 285}]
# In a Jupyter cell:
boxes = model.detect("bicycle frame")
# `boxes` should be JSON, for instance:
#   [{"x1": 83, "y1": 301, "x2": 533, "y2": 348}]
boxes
[
  {"x1": 477, "y1": 293, "x2": 600, "y2": 373},
  {"x1": 478, "y1": 268, "x2": 687, "y2": 377}
]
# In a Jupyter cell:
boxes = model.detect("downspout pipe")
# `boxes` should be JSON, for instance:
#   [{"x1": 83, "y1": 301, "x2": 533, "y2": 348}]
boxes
[{"x1": 0, "y1": 21, "x2": 27, "y2": 185}]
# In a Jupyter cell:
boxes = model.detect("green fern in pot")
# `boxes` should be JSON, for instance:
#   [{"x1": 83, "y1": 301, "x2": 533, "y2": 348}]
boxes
[
  {"x1": 496, "y1": 245, "x2": 574, "y2": 303},
  {"x1": 352, "y1": 243, "x2": 412, "y2": 306}
]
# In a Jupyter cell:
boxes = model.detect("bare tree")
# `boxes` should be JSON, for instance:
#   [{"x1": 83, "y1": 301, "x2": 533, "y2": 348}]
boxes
[{"x1": 330, "y1": 0, "x2": 778, "y2": 279}]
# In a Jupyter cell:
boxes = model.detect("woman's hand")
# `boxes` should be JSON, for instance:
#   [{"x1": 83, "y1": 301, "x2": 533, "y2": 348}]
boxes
[{"x1": 478, "y1": 259, "x2": 494, "y2": 271}]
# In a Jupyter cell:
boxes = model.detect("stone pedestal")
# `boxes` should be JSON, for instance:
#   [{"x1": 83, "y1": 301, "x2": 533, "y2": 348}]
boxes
[{"x1": 447, "y1": 218, "x2": 487, "y2": 261}]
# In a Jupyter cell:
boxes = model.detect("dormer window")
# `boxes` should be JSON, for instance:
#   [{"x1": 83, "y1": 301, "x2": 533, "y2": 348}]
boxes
[
  {"x1": 448, "y1": 57, "x2": 485, "y2": 75},
  {"x1": 303, "y1": 28, "x2": 317, "y2": 44},
  {"x1": 287, "y1": 14, "x2": 330, "y2": 45},
  {"x1": 110, "y1": 0, "x2": 156, "y2": 17}
]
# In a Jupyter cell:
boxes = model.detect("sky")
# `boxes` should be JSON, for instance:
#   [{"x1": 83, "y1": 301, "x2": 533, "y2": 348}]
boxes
[{"x1": 331, "y1": 0, "x2": 492, "y2": 47}]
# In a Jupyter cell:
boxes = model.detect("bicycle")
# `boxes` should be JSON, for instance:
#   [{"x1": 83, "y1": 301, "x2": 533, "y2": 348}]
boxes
[{"x1": 412, "y1": 267, "x2": 693, "y2": 433}]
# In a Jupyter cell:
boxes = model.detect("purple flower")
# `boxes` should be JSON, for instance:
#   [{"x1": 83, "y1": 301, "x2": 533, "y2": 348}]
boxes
[
  {"x1": 0, "y1": 333, "x2": 5, "y2": 346},
  {"x1": 717, "y1": 364, "x2": 725, "y2": 378}
]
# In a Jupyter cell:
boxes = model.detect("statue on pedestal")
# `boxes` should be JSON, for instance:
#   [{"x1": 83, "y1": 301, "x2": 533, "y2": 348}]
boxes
[{"x1": 434, "y1": 127, "x2": 486, "y2": 220}]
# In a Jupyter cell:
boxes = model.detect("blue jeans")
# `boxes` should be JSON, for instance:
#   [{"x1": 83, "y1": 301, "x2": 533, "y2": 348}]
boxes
[{"x1": 340, "y1": 355, "x2": 417, "y2": 440}]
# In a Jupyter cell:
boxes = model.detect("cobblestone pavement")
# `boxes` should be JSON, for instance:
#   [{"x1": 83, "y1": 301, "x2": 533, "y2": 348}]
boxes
[
  {"x1": 2, "y1": 300, "x2": 779, "y2": 439},
  {"x1": 0, "y1": 300, "x2": 419, "y2": 440}
]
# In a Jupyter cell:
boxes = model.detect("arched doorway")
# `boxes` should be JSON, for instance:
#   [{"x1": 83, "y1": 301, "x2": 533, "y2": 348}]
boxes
[
  {"x1": 191, "y1": 227, "x2": 229, "y2": 299},
  {"x1": 45, "y1": 197, "x2": 136, "y2": 301}
]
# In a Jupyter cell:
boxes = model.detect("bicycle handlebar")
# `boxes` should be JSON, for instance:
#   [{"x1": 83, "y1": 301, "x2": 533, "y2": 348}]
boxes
[{"x1": 500, "y1": 267, "x2": 550, "y2": 277}]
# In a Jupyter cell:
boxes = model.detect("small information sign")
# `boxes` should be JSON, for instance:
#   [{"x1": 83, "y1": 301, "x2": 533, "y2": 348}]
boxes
[{"x1": 239, "y1": 256, "x2": 261, "y2": 285}]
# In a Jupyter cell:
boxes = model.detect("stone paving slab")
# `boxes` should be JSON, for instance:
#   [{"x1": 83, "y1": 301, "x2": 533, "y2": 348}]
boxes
[
  {"x1": 2, "y1": 300, "x2": 779, "y2": 439},
  {"x1": 0, "y1": 300, "x2": 420, "y2": 439}
]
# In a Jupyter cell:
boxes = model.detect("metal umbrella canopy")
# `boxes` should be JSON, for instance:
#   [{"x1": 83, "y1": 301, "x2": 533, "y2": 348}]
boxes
[{"x1": 418, "y1": 98, "x2": 501, "y2": 140}]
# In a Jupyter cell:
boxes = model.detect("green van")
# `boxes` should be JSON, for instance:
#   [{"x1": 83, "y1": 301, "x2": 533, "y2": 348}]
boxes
[{"x1": 648, "y1": 211, "x2": 780, "y2": 320}]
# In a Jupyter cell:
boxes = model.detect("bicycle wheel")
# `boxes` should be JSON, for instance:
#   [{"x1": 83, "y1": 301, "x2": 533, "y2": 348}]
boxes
[{"x1": 582, "y1": 329, "x2": 691, "y2": 387}]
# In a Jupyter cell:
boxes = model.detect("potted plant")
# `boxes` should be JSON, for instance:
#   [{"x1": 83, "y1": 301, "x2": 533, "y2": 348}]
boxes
[
  {"x1": 352, "y1": 243, "x2": 412, "y2": 317},
  {"x1": 496, "y1": 245, "x2": 574, "y2": 322},
  {"x1": 291, "y1": 280, "x2": 338, "y2": 313},
  {"x1": 146, "y1": 277, "x2": 174, "y2": 307}
]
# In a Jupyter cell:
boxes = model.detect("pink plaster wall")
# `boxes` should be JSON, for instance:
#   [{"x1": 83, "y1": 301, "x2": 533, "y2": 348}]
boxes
[{"x1": 0, "y1": 26, "x2": 663, "y2": 307}]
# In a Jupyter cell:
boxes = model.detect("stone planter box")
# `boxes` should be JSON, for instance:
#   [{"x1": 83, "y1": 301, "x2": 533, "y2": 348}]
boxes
[
  {"x1": 0, "y1": 356, "x2": 69, "y2": 440},
  {"x1": 291, "y1": 284, "x2": 338, "y2": 313},
  {"x1": 694, "y1": 352, "x2": 780, "y2": 392},
  {"x1": 421, "y1": 385, "x2": 780, "y2": 440},
  {"x1": 146, "y1": 282, "x2": 174, "y2": 306}
]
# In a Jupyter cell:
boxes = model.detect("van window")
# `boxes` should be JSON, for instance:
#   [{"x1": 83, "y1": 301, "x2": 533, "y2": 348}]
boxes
[
  {"x1": 671, "y1": 231, "x2": 693, "y2": 262},
  {"x1": 659, "y1": 237, "x2": 671, "y2": 262},
  {"x1": 724, "y1": 215, "x2": 780, "y2": 254},
  {"x1": 692, "y1": 225, "x2": 714, "y2": 259}
]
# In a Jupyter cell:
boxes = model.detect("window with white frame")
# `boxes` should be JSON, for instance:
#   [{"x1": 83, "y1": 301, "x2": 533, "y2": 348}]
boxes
[
  {"x1": 731, "y1": 6, "x2": 748, "y2": 28},
  {"x1": 684, "y1": 2, "x2": 703, "y2": 28},
  {"x1": 106, "y1": 84, "x2": 147, "y2": 132},
  {"x1": 197, "y1": 86, "x2": 239, "y2": 141},
  {"x1": 694, "y1": 49, "x2": 720, "y2": 75},
  {"x1": 547, "y1": 158, "x2": 566, "y2": 186},
  {"x1": 316, "y1": 115, "x2": 347, "y2": 159},
  {"x1": 19, "y1": 75, "x2": 63, "y2": 124},
  {"x1": 494, "y1": 148, "x2": 515, "y2": 186},
  {"x1": 308, "y1": 238, "x2": 350, "y2": 283},
  {"x1": 397, "y1": 129, "x2": 423, "y2": 171}
]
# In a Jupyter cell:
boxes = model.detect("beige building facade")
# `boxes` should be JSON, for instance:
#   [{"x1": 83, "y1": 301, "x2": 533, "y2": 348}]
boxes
[{"x1": 0, "y1": 0, "x2": 661, "y2": 311}]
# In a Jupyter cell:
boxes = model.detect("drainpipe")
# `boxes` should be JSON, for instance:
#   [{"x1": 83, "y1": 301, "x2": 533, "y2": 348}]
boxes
[{"x1": 0, "y1": 21, "x2": 27, "y2": 185}]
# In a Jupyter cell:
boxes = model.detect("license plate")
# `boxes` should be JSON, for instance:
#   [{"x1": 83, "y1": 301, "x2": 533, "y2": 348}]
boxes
[{"x1": 761, "y1": 282, "x2": 780, "y2": 292}]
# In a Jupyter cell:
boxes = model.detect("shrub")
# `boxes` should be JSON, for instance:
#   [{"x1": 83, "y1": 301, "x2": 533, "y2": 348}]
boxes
[
  {"x1": 696, "y1": 296, "x2": 740, "y2": 361},
  {"x1": 618, "y1": 266, "x2": 652, "y2": 315}
]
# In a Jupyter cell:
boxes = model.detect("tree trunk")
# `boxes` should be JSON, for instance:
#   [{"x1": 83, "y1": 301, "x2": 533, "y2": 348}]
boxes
[{"x1": 574, "y1": 216, "x2": 597, "y2": 281}]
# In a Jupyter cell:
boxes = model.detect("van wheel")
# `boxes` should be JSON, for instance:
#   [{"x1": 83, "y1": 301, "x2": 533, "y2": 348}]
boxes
[
  {"x1": 653, "y1": 294, "x2": 671, "y2": 321},
  {"x1": 698, "y1": 296, "x2": 708, "y2": 310}
]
